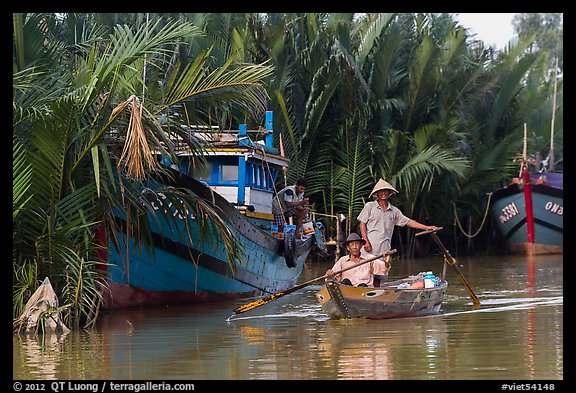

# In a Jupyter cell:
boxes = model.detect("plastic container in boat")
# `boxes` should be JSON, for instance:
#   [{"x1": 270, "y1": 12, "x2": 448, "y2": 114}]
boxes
[
  {"x1": 424, "y1": 272, "x2": 436, "y2": 288},
  {"x1": 302, "y1": 221, "x2": 315, "y2": 236}
]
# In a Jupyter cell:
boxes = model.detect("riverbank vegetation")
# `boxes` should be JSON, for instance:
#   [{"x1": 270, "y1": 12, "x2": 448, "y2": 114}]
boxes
[{"x1": 13, "y1": 13, "x2": 562, "y2": 328}]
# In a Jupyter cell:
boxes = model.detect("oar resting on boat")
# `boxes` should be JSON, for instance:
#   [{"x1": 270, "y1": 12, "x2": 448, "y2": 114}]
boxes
[
  {"x1": 315, "y1": 273, "x2": 448, "y2": 320},
  {"x1": 416, "y1": 227, "x2": 480, "y2": 306},
  {"x1": 233, "y1": 249, "x2": 397, "y2": 315}
]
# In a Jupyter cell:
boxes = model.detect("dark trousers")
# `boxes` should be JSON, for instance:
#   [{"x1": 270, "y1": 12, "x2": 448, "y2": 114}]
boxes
[{"x1": 340, "y1": 278, "x2": 368, "y2": 287}]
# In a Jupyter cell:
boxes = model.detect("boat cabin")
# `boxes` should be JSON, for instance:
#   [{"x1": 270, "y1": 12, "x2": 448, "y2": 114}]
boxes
[{"x1": 166, "y1": 111, "x2": 289, "y2": 229}]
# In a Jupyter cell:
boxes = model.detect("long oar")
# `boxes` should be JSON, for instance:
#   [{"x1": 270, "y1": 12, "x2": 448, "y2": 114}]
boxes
[
  {"x1": 416, "y1": 227, "x2": 480, "y2": 306},
  {"x1": 233, "y1": 249, "x2": 397, "y2": 315}
]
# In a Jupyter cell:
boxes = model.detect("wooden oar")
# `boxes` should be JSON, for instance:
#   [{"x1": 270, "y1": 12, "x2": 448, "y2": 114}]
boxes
[
  {"x1": 416, "y1": 227, "x2": 481, "y2": 306},
  {"x1": 233, "y1": 249, "x2": 397, "y2": 315}
]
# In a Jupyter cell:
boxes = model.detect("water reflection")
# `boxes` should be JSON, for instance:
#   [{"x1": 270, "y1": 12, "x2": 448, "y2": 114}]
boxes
[
  {"x1": 14, "y1": 334, "x2": 67, "y2": 379},
  {"x1": 13, "y1": 254, "x2": 562, "y2": 380},
  {"x1": 315, "y1": 316, "x2": 448, "y2": 379},
  {"x1": 13, "y1": 330, "x2": 111, "y2": 380}
]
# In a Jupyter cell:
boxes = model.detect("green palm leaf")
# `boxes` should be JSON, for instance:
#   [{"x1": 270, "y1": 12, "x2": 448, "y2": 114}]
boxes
[
  {"x1": 328, "y1": 121, "x2": 374, "y2": 231},
  {"x1": 356, "y1": 13, "x2": 396, "y2": 67},
  {"x1": 394, "y1": 145, "x2": 469, "y2": 191},
  {"x1": 13, "y1": 140, "x2": 33, "y2": 219},
  {"x1": 161, "y1": 48, "x2": 273, "y2": 116}
]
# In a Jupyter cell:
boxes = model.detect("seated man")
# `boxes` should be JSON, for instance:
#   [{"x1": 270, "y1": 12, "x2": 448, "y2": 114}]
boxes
[{"x1": 325, "y1": 233, "x2": 390, "y2": 287}]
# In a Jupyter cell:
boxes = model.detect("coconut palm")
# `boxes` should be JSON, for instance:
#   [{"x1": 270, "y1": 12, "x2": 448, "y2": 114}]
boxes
[
  {"x1": 239, "y1": 14, "x2": 468, "y2": 252},
  {"x1": 13, "y1": 13, "x2": 273, "y2": 328},
  {"x1": 249, "y1": 12, "x2": 561, "y2": 255},
  {"x1": 251, "y1": 12, "x2": 560, "y2": 256}
]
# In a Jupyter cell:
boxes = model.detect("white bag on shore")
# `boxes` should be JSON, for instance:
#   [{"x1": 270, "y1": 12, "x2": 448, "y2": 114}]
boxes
[{"x1": 14, "y1": 277, "x2": 70, "y2": 334}]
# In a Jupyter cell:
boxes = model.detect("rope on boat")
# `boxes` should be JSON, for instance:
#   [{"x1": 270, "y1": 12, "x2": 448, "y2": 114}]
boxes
[
  {"x1": 252, "y1": 137, "x2": 289, "y2": 225},
  {"x1": 451, "y1": 192, "x2": 493, "y2": 238}
]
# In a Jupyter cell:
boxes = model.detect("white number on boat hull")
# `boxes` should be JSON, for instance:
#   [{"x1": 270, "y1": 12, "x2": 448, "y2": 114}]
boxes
[
  {"x1": 499, "y1": 202, "x2": 520, "y2": 224},
  {"x1": 499, "y1": 200, "x2": 563, "y2": 224}
]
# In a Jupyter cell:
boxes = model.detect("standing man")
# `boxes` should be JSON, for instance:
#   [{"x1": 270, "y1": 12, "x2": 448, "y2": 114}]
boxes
[
  {"x1": 358, "y1": 179, "x2": 437, "y2": 256},
  {"x1": 272, "y1": 178, "x2": 309, "y2": 236}
]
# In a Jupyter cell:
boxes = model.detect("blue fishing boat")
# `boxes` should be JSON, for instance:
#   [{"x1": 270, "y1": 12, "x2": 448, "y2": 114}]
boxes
[
  {"x1": 490, "y1": 170, "x2": 563, "y2": 255},
  {"x1": 490, "y1": 120, "x2": 563, "y2": 255},
  {"x1": 103, "y1": 112, "x2": 326, "y2": 308}
]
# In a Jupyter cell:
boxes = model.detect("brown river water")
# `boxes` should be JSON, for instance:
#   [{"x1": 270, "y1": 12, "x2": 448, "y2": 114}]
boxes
[{"x1": 13, "y1": 253, "x2": 563, "y2": 382}]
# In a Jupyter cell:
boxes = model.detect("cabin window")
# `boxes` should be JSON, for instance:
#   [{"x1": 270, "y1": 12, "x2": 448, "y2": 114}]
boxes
[
  {"x1": 262, "y1": 167, "x2": 269, "y2": 188},
  {"x1": 248, "y1": 163, "x2": 264, "y2": 189},
  {"x1": 264, "y1": 170, "x2": 271, "y2": 189},
  {"x1": 246, "y1": 163, "x2": 255, "y2": 187},
  {"x1": 249, "y1": 164, "x2": 256, "y2": 186},
  {"x1": 221, "y1": 164, "x2": 238, "y2": 181},
  {"x1": 244, "y1": 161, "x2": 278, "y2": 192},
  {"x1": 192, "y1": 161, "x2": 212, "y2": 181},
  {"x1": 256, "y1": 166, "x2": 263, "y2": 187}
]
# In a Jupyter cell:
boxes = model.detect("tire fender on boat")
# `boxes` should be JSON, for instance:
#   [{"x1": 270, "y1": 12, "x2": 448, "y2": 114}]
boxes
[{"x1": 284, "y1": 231, "x2": 297, "y2": 268}]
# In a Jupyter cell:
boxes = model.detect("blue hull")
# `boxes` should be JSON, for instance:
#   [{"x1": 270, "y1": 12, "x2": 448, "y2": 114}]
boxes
[
  {"x1": 104, "y1": 170, "x2": 315, "y2": 308},
  {"x1": 490, "y1": 177, "x2": 563, "y2": 254}
]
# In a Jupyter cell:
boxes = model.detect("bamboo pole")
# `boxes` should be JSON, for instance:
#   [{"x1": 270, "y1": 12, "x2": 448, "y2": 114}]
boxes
[{"x1": 549, "y1": 55, "x2": 558, "y2": 172}]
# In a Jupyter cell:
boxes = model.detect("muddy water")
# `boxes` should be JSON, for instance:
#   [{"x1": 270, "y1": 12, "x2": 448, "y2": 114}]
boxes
[{"x1": 13, "y1": 254, "x2": 562, "y2": 381}]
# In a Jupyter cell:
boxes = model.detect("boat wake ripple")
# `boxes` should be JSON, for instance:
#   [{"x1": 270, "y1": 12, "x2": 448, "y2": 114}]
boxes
[
  {"x1": 441, "y1": 295, "x2": 563, "y2": 317},
  {"x1": 226, "y1": 310, "x2": 330, "y2": 323}
]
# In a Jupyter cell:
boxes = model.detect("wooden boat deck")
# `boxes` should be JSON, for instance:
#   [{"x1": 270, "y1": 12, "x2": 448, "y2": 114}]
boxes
[{"x1": 316, "y1": 278, "x2": 447, "y2": 320}]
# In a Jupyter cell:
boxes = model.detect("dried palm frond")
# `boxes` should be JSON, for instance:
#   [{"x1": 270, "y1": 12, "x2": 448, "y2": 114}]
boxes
[{"x1": 114, "y1": 95, "x2": 160, "y2": 180}]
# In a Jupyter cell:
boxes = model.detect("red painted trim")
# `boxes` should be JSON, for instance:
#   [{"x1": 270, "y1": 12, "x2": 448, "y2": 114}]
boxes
[{"x1": 522, "y1": 169, "x2": 535, "y2": 244}]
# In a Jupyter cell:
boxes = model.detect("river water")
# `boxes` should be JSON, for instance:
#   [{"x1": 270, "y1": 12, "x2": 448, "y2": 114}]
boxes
[{"x1": 13, "y1": 253, "x2": 563, "y2": 382}]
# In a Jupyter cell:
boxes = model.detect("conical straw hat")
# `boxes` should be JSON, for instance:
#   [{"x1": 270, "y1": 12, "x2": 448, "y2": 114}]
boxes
[{"x1": 369, "y1": 179, "x2": 399, "y2": 198}]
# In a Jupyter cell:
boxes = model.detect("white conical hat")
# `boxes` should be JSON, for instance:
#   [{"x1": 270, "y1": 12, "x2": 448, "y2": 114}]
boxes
[{"x1": 369, "y1": 179, "x2": 399, "y2": 198}]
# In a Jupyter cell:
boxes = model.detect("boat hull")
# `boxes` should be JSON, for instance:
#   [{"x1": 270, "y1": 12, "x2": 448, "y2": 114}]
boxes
[
  {"x1": 104, "y1": 170, "x2": 315, "y2": 309},
  {"x1": 315, "y1": 280, "x2": 447, "y2": 320},
  {"x1": 490, "y1": 181, "x2": 563, "y2": 255}
]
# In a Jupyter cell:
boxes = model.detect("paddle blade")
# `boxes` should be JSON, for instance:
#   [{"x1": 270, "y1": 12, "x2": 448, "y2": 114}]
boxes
[
  {"x1": 233, "y1": 251, "x2": 396, "y2": 315},
  {"x1": 452, "y1": 262, "x2": 481, "y2": 306},
  {"x1": 233, "y1": 291, "x2": 286, "y2": 314}
]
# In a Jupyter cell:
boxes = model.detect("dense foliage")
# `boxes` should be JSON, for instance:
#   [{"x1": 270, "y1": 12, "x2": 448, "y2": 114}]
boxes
[{"x1": 13, "y1": 13, "x2": 562, "y2": 328}]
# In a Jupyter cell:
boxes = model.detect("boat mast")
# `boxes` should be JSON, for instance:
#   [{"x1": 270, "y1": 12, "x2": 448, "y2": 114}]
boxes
[
  {"x1": 548, "y1": 56, "x2": 558, "y2": 172},
  {"x1": 521, "y1": 123, "x2": 535, "y2": 246},
  {"x1": 520, "y1": 123, "x2": 528, "y2": 177},
  {"x1": 548, "y1": 23, "x2": 561, "y2": 172}
]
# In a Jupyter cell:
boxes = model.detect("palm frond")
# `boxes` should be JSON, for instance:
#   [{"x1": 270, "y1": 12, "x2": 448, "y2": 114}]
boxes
[
  {"x1": 13, "y1": 66, "x2": 65, "y2": 126},
  {"x1": 331, "y1": 122, "x2": 374, "y2": 231},
  {"x1": 392, "y1": 144, "x2": 470, "y2": 197},
  {"x1": 486, "y1": 53, "x2": 539, "y2": 138},
  {"x1": 161, "y1": 49, "x2": 273, "y2": 117},
  {"x1": 60, "y1": 250, "x2": 110, "y2": 329},
  {"x1": 356, "y1": 13, "x2": 396, "y2": 67},
  {"x1": 12, "y1": 260, "x2": 38, "y2": 319},
  {"x1": 114, "y1": 95, "x2": 161, "y2": 180},
  {"x1": 404, "y1": 34, "x2": 439, "y2": 133},
  {"x1": 13, "y1": 140, "x2": 33, "y2": 219},
  {"x1": 368, "y1": 23, "x2": 406, "y2": 99}
]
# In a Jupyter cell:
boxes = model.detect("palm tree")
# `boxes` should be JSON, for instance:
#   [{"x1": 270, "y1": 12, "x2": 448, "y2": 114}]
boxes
[
  {"x1": 13, "y1": 13, "x2": 273, "y2": 328},
  {"x1": 261, "y1": 13, "x2": 551, "y2": 256}
]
